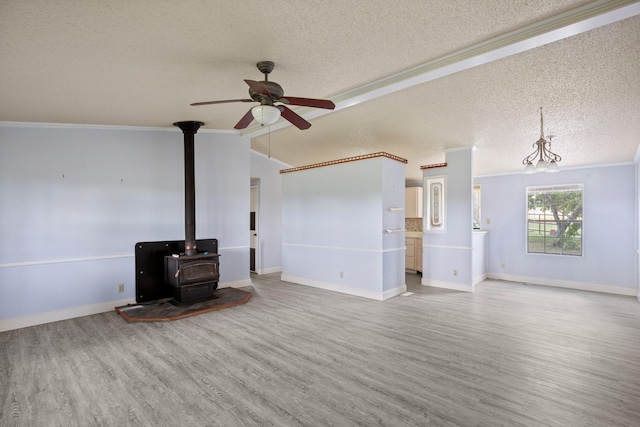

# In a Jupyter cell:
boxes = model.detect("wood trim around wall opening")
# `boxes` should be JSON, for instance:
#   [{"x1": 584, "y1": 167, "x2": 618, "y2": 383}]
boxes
[
  {"x1": 280, "y1": 152, "x2": 408, "y2": 174},
  {"x1": 420, "y1": 162, "x2": 447, "y2": 170}
]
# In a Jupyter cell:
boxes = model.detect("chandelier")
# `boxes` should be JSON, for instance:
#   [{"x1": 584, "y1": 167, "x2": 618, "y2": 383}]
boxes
[{"x1": 522, "y1": 107, "x2": 561, "y2": 173}]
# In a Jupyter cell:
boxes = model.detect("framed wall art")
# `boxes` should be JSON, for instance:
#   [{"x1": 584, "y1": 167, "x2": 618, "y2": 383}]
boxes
[{"x1": 425, "y1": 176, "x2": 446, "y2": 232}]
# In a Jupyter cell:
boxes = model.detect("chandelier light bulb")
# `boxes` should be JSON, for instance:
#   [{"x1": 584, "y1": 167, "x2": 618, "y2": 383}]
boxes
[
  {"x1": 535, "y1": 159, "x2": 548, "y2": 171},
  {"x1": 524, "y1": 161, "x2": 536, "y2": 174},
  {"x1": 546, "y1": 160, "x2": 560, "y2": 172}
]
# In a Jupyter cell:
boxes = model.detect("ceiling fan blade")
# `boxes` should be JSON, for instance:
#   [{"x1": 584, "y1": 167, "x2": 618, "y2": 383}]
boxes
[
  {"x1": 191, "y1": 99, "x2": 253, "y2": 106},
  {"x1": 278, "y1": 105, "x2": 311, "y2": 130},
  {"x1": 244, "y1": 79, "x2": 271, "y2": 97},
  {"x1": 279, "y1": 96, "x2": 335, "y2": 110},
  {"x1": 234, "y1": 109, "x2": 255, "y2": 129}
]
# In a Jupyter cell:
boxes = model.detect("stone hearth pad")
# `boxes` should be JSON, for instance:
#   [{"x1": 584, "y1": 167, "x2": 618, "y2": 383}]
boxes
[{"x1": 115, "y1": 288, "x2": 251, "y2": 322}]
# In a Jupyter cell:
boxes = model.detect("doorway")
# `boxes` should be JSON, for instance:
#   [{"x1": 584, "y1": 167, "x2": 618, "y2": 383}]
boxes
[{"x1": 250, "y1": 181, "x2": 259, "y2": 273}]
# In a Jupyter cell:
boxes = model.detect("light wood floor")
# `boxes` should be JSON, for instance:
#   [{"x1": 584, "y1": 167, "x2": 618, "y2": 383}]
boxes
[{"x1": 2, "y1": 274, "x2": 640, "y2": 426}]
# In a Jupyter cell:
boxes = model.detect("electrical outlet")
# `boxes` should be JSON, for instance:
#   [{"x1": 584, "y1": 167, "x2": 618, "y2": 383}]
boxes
[
  {"x1": 117, "y1": 283, "x2": 125, "y2": 293},
  {"x1": 340, "y1": 271, "x2": 344, "y2": 278},
  {"x1": 501, "y1": 263, "x2": 505, "y2": 269},
  {"x1": 486, "y1": 218, "x2": 491, "y2": 225},
  {"x1": 453, "y1": 270, "x2": 458, "y2": 276}
]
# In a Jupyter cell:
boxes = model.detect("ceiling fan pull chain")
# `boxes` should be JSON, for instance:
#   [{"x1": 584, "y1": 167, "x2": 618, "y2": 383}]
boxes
[{"x1": 268, "y1": 124, "x2": 271, "y2": 158}]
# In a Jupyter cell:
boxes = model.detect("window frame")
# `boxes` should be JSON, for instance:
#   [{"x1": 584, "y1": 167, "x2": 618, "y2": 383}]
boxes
[
  {"x1": 473, "y1": 185, "x2": 481, "y2": 229},
  {"x1": 525, "y1": 183, "x2": 584, "y2": 257}
]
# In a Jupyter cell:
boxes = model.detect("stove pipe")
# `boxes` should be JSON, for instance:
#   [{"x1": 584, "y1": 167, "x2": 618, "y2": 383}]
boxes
[{"x1": 173, "y1": 121, "x2": 204, "y2": 257}]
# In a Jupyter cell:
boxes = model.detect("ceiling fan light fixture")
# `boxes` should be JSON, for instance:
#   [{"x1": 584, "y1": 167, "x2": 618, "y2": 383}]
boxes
[
  {"x1": 192, "y1": 61, "x2": 334, "y2": 130},
  {"x1": 251, "y1": 104, "x2": 281, "y2": 126}
]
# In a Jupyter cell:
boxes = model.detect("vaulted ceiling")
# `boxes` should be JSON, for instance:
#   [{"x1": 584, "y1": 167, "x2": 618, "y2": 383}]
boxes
[{"x1": 1, "y1": 0, "x2": 639, "y2": 180}]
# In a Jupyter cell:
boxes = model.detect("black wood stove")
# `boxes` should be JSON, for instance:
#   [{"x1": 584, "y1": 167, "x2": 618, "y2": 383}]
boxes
[
  {"x1": 164, "y1": 252, "x2": 219, "y2": 304},
  {"x1": 135, "y1": 121, "x2": 220, "y2": 305}
]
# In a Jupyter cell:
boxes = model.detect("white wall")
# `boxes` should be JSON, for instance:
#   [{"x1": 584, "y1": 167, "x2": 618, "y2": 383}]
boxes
[
  {"x1": 422, "y1": 147, "x2": 475, "y2": 291},
  {"x1": 281, "y1": 155, "x2": 406, "y2": 300},
  {"x1": 0, "y1": 123, "x2": 250, "y2": 331},
  {"x1": 472, "y1": 231, "x2": 489, "y2": 285},
  {"x1": 382, "y1": 156, "x2": 406, "y2": 292},
  {"x1": 475, "y1": 163, "x2": 636, "y2": 295},
  {"x1": 250, "y1": 151, "x2": 286, "y2": 274},
  {"x1": 636, "y1": 148, "x2": 640, "y2": 302}
]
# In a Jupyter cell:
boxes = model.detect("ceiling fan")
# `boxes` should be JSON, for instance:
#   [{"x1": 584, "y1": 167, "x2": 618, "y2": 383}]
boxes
[{"x1": 191, "y1": 61, "x2": 335, "y2": 130}]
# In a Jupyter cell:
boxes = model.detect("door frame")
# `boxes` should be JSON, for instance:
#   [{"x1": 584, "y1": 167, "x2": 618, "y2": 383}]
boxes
[{"x1": 250, "y1": 182, "x2": 260, "y2": 273}]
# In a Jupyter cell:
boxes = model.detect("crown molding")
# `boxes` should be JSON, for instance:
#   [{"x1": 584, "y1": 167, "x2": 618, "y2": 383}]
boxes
[{"x1": 0, "y1": 121, "x2": 240, "y2": 134}]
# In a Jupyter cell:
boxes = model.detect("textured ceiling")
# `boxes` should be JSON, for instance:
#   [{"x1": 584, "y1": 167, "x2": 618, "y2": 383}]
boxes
[{"x1": 1, "y1": 0, "x2": 639, "y2": 180}]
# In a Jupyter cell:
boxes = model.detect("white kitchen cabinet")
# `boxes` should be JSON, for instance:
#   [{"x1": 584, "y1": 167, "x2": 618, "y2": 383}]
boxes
[
  {"x1": 405, "y1": 238, "x2": 416, "y2": 270},
  {"x1": 405, "y1": 187, "x2": 423, "y2": 218},
  {"x1": 405, "y1": 237, "x2": 422, "y2": 272}
]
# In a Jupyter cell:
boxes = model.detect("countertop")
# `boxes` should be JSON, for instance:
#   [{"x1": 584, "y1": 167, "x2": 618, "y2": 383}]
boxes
[
  {"x1": 405, "y1": 231, "x2": 488, "y2": 237},
  {"x1": 405, "y1": 231, "x2": 487, "y2": 237}
]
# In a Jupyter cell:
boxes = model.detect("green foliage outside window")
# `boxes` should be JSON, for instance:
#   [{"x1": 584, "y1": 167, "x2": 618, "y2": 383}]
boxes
[{"x1": 527, "y1": 184, "x2": 583, "y2": 256}]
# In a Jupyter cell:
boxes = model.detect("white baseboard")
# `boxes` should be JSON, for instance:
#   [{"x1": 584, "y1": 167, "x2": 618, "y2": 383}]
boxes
[
  {"x1": 218, "y1": 279, "x2": 253, "y2": 289},
  {"x1": 384, "y1": 284, "x2": 408, "y2": 300},
  {"x1": 0, "y1": 297, "x2": 136, "y2": 333},
  {"x1": 422, "y1": 278, "x2": 474, "y2": 292},
  {"x1": 0, "y1": 280, "x2": 254, "y2": 332},
  {"x1": 256, "y1": 266, "x2": 282, "y2": 275},
  {"x1": 281, "y1": 274, "x2": 405, "y2": 301},
  {"x1": 487, "y1": 272, "x2": 637, "y2": 297},
  {"x1": 473, "y1": 273, "x2": 488, "y2": 286}
]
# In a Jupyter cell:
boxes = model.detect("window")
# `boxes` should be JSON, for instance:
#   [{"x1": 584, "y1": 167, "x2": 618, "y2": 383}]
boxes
[
  {"x1": 527, "y1": 184, "x2": 583, "y2": 256},
  {"x1": 473, "y1": 185, "x2": 481, "y2": 229}
]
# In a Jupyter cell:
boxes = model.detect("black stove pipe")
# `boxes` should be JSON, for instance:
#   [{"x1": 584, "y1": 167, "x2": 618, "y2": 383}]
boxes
[{"x1": 173, "y1": 121, "x2": 204, "y2": 257}]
